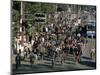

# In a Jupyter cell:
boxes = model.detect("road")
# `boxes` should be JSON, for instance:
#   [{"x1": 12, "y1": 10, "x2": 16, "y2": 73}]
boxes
[{"x1": 12, "y1": 38, "x2": 96, "y2": 74}]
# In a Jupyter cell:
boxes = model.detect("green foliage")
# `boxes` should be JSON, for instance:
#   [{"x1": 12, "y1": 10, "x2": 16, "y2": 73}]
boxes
[
  {"x1": 12, "y1": 1, "x2": 57, "y2": 43},
  {"x1": 12, "y1": 1, "x2": 21, "y2": 13}
]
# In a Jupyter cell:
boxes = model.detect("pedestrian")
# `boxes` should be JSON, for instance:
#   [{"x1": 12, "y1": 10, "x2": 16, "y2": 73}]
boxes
[
  {"x1": 15, "y1": 53, "x2": 21, "y2": 69},
  {"x1": 29, "y1": 33, "x2": 32, "y2": 43},
  {"x1": 74, "y1": 46, "x2": 79, "y2": 62},
  {"x1": 29, "y1": 52, "x2": 34, "y2": 67},
  {"x1": 23, "y1": 47, "x2": 27, "y2": 59},
  {"x1": 39, "y1": 45, "x2": 45, "y2": 60},
  {"x1": 75, "y1": 44, "x2": 82, "y2": 63},
  {"x1": 62, "y1": 45, "x2": 67, "y2": 63},
  {"x1": 90, "y1": 47, "x2": 95, "y2": 59}
]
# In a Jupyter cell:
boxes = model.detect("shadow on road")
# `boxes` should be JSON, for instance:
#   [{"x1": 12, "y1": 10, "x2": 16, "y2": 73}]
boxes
[
  {"x1": 80, "y1": 56, "x2": 96, "y2": 68},
  {"x1": 82, "y1": 56, "x2": 92, "y2": 60}
]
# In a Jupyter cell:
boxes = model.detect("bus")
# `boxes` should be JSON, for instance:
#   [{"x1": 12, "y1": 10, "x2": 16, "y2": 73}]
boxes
[{"x1": 86, "y1": 21, "x2": 96, "y2": 38}]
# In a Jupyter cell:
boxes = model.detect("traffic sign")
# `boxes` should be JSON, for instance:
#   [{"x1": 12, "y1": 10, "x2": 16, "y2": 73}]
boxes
[{"x1": 34, "y1": 13, "x2": 46, "y2": 23}]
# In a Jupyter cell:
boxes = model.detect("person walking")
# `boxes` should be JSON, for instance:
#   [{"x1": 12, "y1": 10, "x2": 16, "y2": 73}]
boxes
[
  {"x1": 75, "y1": 44, "x2": 82, "y2": 63},
  {"x1": 29, "y1": 52, "x2": 34, "y2": 67},
  {"x1": 90, "y1": 47, "x2": 95, "y2": 59},
  {"x1": 15, "y1": 53, "x2": 21, "y2": 69}
]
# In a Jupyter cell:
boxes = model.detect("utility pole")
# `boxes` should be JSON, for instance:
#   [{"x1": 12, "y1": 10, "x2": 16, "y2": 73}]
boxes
[{"x1": 19, "y1": 1, "x2": 24, "y2": 52}]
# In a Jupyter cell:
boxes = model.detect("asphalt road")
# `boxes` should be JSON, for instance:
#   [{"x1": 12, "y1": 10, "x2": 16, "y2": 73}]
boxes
[
  {"x1": 11, "y1": 38, "x2": 96, "y2": 74},
  {"x1": 12, "y1": 56, "x2": 96, "y2": 74}
]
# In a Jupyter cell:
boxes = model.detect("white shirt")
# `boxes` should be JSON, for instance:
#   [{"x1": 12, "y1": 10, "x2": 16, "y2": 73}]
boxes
[
  {"x1": 28, "y1": 43, "x2": 32, "y2": 51},
  {"x1": 17, "y1": 45, "x2": 24, "y2": 53},
  {"x1": 45, "y1": 27, "x2": 48, "y2": 32},
  {"x1": 56, "y1": 47, "x2": 61, "y2": 52},
  {"x1": 51, "y1": 23, "x2": 53, "y2": 27},
  {"x1": 77, "y1": 33, "x2": 81, "y2": 37},
  {"x1": 74, "y1": 22, "x2": 78, "y2": 26},
  {"x1": 31, "y1": 40, "x2": 35, "y2": 45},
  {"x1": 91, "y1": 48, "x2": 95, "y2": 53},
  {"x1": 68, "y1": 7, "x2": 71, "y2": 13},
  {"x1": 78, "y1": 19, "x2": 81, "y2": 24},
  {"x1": 42, "y1": 37, "x2": 45, "y2": 43}
]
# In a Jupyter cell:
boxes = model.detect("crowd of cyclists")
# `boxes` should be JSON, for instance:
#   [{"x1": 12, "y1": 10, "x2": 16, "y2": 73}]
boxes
[{"x1": 14, "y1": 8, "x2": 96, "y2": 69}]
